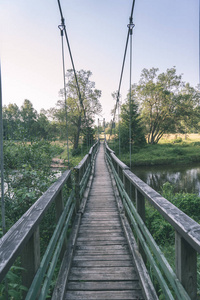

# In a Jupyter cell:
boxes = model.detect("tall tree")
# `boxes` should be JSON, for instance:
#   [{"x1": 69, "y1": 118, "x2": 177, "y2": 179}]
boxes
[
  {"x1": 20, "y1": 99, "x2": 38, "y2": 140},
  {"x1": 120, "y1": 87, "x2": 146, "y2": 151},
  {"x1": 175, "y1": 83, "x2": 200, "y2": 134},
  {"x1": 137, "y1": 67, "x2": 183, "y2": 144},
  {"x1": 59, "y1": 69, "x2": 102, "y2": 149},
  {"x1": 3, "y1": 104, "x2": 21, "y2": 139}
]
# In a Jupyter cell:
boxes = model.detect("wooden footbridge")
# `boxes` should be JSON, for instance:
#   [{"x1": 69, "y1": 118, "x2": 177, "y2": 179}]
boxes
[{"x1": 0, "y1": 141, "x2": 200, "y2": 299}]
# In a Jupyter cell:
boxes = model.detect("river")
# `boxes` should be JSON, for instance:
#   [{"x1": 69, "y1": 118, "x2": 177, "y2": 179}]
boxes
[{"x1": 132, "y1": 163, "x2": 200, "y2": 196}]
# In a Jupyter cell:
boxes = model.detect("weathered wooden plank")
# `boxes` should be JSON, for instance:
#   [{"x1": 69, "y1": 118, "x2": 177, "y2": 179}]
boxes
[
  {"x1": 68, "y1": 271, "x2": 138, "y2": 281},
  {"x1": 71, "y1": 260, "x2": 133, "y2": 267},
  {"x1": 77, "y1": 236, "x2": 126, "y2": 242},
  {"x1": 76, "y1": 240, "x2": 128, "y2": 246},
  {"x1": 82, "y1": 212, "x2": 119, "y2": 216},
  {"x1": 73, "y1": 254, "x2": 132, "y2": 261},
  {"x1": 65, "y1": 290, "x2": 144, "y2": 300},
  {"x1": 74, "y1": 250, "x2": 129, "y2": 256},
  {"x1": 67, "y1": 280, "x2": 141, "y2": 291},
  {"x1": 78, "y1": 230, "x2": 123, "y2": 235},
  {"x1": 80, "y1": 221, "x2": 122, "y2": 226},
  {"x1": 75, "y1": 244, "x2": 128, "y2": 251},
  {"x1": 86, "y1": 196, "x2": 116, "y2": 201},
  {"x1": 78, "y1": 232, "x2": 124, "y2": 238},
  {"x1": 69, "y1": 266, "x2": 136, "y2": 274},
  {"x1": 81, "y1": 217, "x2": 120, "y2": 221}
]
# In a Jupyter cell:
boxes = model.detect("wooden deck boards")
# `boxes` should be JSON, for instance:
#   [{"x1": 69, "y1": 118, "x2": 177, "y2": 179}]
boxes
[{"x1": 65, "y1": 143, "x2": 144, "y2": 300}]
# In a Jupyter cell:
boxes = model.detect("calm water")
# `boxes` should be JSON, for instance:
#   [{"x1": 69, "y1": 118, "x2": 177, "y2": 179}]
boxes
[{"x1": 132, "y1": 163, "x2": 200, "y2": 196}]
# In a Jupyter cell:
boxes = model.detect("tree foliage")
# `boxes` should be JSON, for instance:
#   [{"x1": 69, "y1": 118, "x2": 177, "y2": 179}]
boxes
[
  {"x1": 119, "y1": 87, "x2": 146, "y2": 151},
  {"x1": 3, "y1": 100, "x2": 56, "y2": 141},
  {"x1": 137, "y1": 67, "x2": 200, "y2": 144},
  {"x1": 55, "y1": 69, "x2": 102, "y2": 149}
]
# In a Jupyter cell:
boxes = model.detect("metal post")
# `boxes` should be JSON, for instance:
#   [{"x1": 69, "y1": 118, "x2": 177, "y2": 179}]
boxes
[
  {"x1": 103, "y1": 118, "x2": 106, "y2": 141},
  {"x1": 118, "y1": 100, "x2": 120, "y2": 157},
  {"x1": 98, "y1": 118, "x2": 99, "y2": 141},
  {"x1": 128, "y1": 18, "x2": 135, "y2": 169},
  {"x1": 0, "y1": 62, "x2": 6, "y2": 235},
  {"x1": 58, "y1": 21, "x2": 70, "y2": 168}
]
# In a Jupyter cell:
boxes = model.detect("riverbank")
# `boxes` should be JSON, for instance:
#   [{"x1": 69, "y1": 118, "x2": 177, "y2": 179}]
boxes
[{"x1": 110, "y1": 134, "x2": 200, "y2": 167}]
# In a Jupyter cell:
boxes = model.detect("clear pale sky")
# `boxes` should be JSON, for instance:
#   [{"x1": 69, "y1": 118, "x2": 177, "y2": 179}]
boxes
[{"x1": 0, "y1": 0, "x2": 199, "y2": 122}]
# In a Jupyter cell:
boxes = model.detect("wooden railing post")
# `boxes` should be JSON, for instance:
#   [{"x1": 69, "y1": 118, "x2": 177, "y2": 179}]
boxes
[
  {"x1": 55, "y1": 190, "x2": 67, "y2": 255},
  {"x1": 135, "y1": 189, "x2": 146, "y2": 262},
  {"x1": 175, "y1": 231, "x2": 197, "y2": 300},
  {"x1": 55, "y1": 190, "x2": 64, "y2": 220},
  {"x1": 21, "y1": 226, "x2": 40, "y2": 293},
  {"x1": 74, "y1": 167, "x2": 80, "y2": 213}
]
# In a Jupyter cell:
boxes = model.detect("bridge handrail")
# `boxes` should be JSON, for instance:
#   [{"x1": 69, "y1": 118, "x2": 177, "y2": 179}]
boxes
[
  {"x1": 124, "y1": 169, "x2": 200, "y2": 252},
  {"x1": 0, "y1": 170, "x2": 71, "y2": 283},
  {"x1": 105, "y1": 141, "x2": 199, "y2": 300},
  {"x1": 74, "y1": 141, "x2": 99, "y2": 201}
]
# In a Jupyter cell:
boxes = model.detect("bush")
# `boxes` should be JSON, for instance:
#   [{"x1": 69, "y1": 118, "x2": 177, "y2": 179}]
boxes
[
  {"x1": 172, "y1": 137, "x2": 183, "y2": 143},
  {"x1": 146, "y1": 182, "x2": 200, "y2": 247},
  {"x1": 71, "y1": 147, "x2": 81, "y2": 156}
]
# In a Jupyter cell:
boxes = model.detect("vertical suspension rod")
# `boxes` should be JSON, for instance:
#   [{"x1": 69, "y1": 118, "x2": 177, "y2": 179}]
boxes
[
  {"x1": 199, "y1": 0, "x2": 200, "y2": 85},
  {"x1": 57, "y1": 0, "x2": 86, "y2": 118},
  {"x1": 0, "y1": 62, "x2": 6, "y2": 235},
  {"x1": 110, "y1": 0, "x2": 136, "y2": 139},
  {"x1": 58, "y1": 23, "x2": 70, "y2": 167},
  {"x1": 128, "y1": 16, "x2": 135, "y2": 169}
]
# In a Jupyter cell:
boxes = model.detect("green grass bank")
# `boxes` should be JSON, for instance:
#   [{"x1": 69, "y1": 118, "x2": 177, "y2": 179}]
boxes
[{"x1": 109, "y1": 134, "x2": 200, "y2": 167}]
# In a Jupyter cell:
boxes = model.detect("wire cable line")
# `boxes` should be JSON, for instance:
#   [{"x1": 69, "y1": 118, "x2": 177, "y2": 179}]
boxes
[
  {"x1": 0, "y1": 61, "x2": 6, "y2": 235},
  {"x1": 58, "y1": 20, "x2": 70, "y2": 167},
  {"x1": 109, "y1": 0, "x2": 136, "y2": 150},
  {"x1": 57, "y1": 0, "x2": 86, "y2": 119},
  {"x1": 128, "y1": 17, "x2": 135, "y2": 168}
]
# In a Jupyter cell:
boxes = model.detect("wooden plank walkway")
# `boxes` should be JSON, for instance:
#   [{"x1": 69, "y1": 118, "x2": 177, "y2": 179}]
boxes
[{"x1": 65, "y1": 143, "x2": 144, "y2": 299}]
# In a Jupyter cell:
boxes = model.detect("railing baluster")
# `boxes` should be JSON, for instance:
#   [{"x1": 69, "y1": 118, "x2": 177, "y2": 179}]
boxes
[
  {"x1": 21, "y1": 226, "x2": 40, "y2": 293},
  {"x1": 74, "y1": 167, "x2": 80, "y2": 213},
  {"x1": 55, "y1": 190, "x2": 64, "y2": 220},
  {"x1": 135, "y1": 188, "x2": 146, "y2": 262},
  {"x1": 175, "y1": 231, "x2": 197, "y2": 300},
  {"x1": 55, "y1": 189, "x2": 67, "y2": 256}
]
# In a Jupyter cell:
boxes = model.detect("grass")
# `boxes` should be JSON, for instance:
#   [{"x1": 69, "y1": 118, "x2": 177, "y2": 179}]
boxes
[{"x1": 111, "y1": 133, "x2": 200, "y2": 167}]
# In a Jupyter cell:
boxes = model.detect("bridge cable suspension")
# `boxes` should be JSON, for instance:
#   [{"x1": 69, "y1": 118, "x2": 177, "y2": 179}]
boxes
[
  {"x1": 109, "y1": 0, "x2": 136, "y2": 161},
  {"x1": 57, "y1": 0, "x2": 91, "y2": 149},
  {"x1": 58, "y1": 21, "x2": 70, "y2": 167},
  {"x1": 128, "y1": 17, "x2": 135, "y2": 169},
  {"x1": 0, "y1": 61, "x2": 6, "y2": 235}
]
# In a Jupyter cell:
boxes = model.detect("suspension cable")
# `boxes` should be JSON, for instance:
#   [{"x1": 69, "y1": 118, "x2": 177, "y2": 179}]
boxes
[
  {"x1": 109, "y1": 0, "x2": 136, "y2": 139},
  {"x1": 0, "y1": 61, "x2": 6, "y2": 235},
  {"x1": 58, "y1": 21, "x2": 70, "y2": 167},
  {"x1": 57, "y1": 0, "x2": 86, "y2": 119},
  {"x1": 128, "y1": 17, "x2": 135, "y2": 168}
]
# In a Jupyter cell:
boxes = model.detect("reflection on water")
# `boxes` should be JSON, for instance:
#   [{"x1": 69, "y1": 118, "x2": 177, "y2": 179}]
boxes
[{"x1": 132, "y1": 163, "x2": 200, "y2": 196}]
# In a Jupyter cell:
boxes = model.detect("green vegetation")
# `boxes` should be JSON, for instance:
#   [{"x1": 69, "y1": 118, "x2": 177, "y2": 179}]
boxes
[
  {"x1": 109, "y1": 137, "x2": 200, "y2": 167},
  {"x1": 145, "y1": 182, "x2": 200, "y2": 298},
  {"x1": 3, "y1": 69, "x2": 101, "y2": 151},
  {"x1": 0, "y1": 139, "x2": 89, "y2": 299},
  {"x1": 2, "y1": 141, "x2": 63, "y2": 232},
  {"x1": 109, "y1": 67, "x2": 200, "y2": 151}
]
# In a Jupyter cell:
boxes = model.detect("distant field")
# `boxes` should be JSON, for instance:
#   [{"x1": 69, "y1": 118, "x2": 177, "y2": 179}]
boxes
[{"x1": 160, "y1": 133, "x2": 200, "y2": 143}]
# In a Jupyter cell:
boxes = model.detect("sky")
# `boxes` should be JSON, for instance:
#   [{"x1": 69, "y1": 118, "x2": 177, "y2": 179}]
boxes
[{"x1": 0, "y1": 0, "x2": 199, "y2": 122}]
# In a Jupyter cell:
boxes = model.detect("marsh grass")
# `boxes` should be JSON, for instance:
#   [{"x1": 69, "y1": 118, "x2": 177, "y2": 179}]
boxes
[{"x1": 111, "y1": 133, "x2": 200, "y2": 167}]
